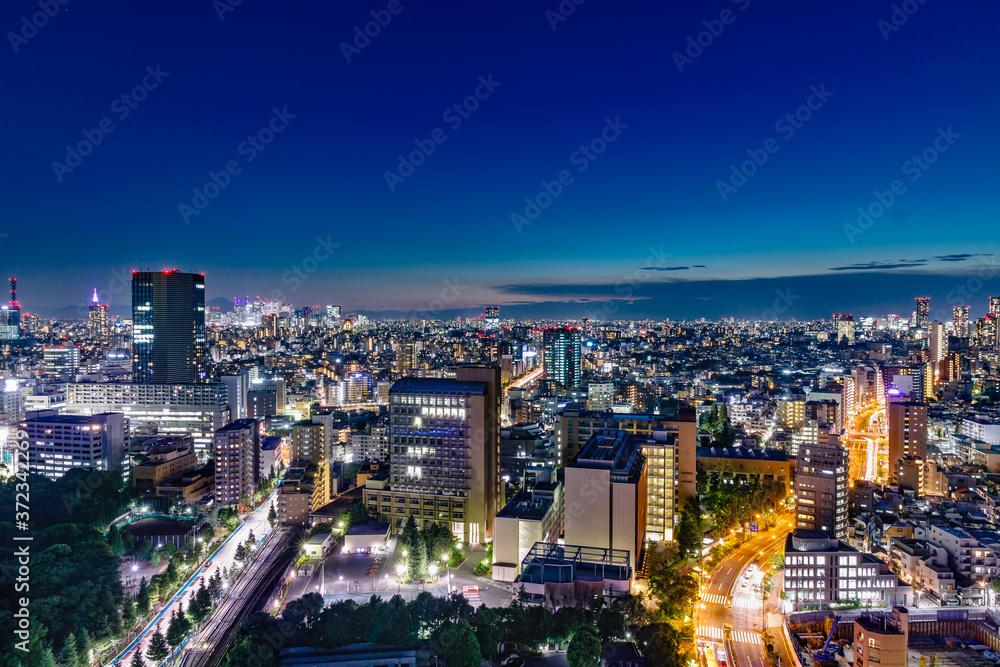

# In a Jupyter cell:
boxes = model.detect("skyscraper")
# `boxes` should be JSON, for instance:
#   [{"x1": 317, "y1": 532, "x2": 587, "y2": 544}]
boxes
[
  {"x1": 929, "y1": 321, "x2": 947, "y2": 363},
  {"x1": 89, "y1": 288, "x2": 110, "y2": 341},
  {"x1": 990, "y1": 297, "x2": 1000, "y2": 317},
  {"x1": 953, "y1": 305, "x2": 970, "y2": 337},
  {"x1": 484, "y1": 305, "x2": 500, "y2": 329},
  {"x1": 914, "y1": 297, "x2": 930, "y2": 329},
  {"x1": 543, "y1": 326, "x2": 582, "y2": 390},
  {"x1": 794, "y1": 441, "x2": 849, "y2": 539},
  {"x1": 131, "y1": 270, "x2": 206, "y2": 383},
  {"x1": 1, "y1": 278, "x2": 21, "y2": 341},
  {"x1": 213, "y1": 418, "x2": 261, "y2": 507}
]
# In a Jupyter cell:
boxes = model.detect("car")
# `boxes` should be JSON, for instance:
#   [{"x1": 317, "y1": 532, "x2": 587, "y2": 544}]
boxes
[{"x1": 204, "y1": 561, "x2": 212, "y2": 569}]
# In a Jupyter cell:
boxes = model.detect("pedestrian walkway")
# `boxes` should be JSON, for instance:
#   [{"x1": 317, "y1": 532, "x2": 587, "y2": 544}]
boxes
[
  {"x1": 702, "y1": 593, "x2": 727, "y2": 605},
  {"x1": 697, "y1": 626, "x2": 763, "y2": 646},
  {"x1": 731, "y1": 595, "x2": 762, "y2": 610}
]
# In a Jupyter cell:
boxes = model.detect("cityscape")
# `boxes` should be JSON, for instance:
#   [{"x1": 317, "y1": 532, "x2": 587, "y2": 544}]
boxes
[{"x1": 3, "y1": 3, "x2": 1000, "y2": 667}]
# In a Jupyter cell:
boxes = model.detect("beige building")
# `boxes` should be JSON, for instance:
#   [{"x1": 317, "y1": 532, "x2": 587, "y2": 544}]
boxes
[
  {"x1": 697, "y1": 446, "x2": 793, "y2": 495},
  {"x1": 777, "y1": 396, "x2": 806, "y2": 429},
  {"x1": 888, "y1": 401, "x2": 928, "y2": 472},
  {"x1": 492, "y1": 473, "x2": 563, "y2": 583},
  {"x1": 278, "y1": 461, "x2": 327, "y2": 527},
  {"x1": 854, "y1": 608, "x2": 909, "y2": 667},
  {"x1": 564, "y1": 430, "x2": 647, "y2": 574},
  {"x1": 132, "y1": 436, "x2": 197, "y2": 495},
  {"x1": 213, "y1": 418, "x2": 261, "y2": 507},
  {"x1": 555, "y1": 405, "x2": 696, "y2": 540}
]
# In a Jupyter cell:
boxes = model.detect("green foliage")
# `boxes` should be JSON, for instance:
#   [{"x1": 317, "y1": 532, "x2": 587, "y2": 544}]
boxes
[
  {"x1": 225, "y1": 635, "x2": 276, "y2": 667},
  {"x1": 700, "y1": 476, "x2": 784, "y2": 536},
  {"x1": 474, "y1": 541, "x2": 493, "y2": 575},
  {"x1": 58, "y1": 632, "x2": 80, "y2": 667},
  {"x1": 136, "y1": 577, "x2": 151, "y2": 616},
  {"x1": 636, "y1": 622, "x2": 685, "y2": 667},
  {"x1": 167, "y1": 605, "x2": 190, "y2": 649},
  {"x1": 129, "y1": 647, "x2": 145, "y2": 667},
  {"x1": 401, "y1": 516, "x2": 428, "y2": 581},
  {"x1": 647, "y1": 566, "x2": 698, "y2": 619},
  {"x1": 268, "y1": 502, "x2": 278, "y2": 527},
  {"x1": 136, "y1": 539, "x2": 154, "y2": 560},
  {"x1": 676, "y1": 496, "x2": 704, "y2": 559},
  {"x1": 597, "y1": 607, "x2": 626, "y2": 641},
  {"x1": 145, "y1": 627, "x2": 169, "y2": 662},
  {"x1": 106, "y1": 523, "x2": 126, "y2": 557},
  {"x1": 567, "y1": 626, "x2": 602, "y2": 667},
  {"x1": 149, "y1": 549, "x2": 162, "y2": 567},
  {"x1": 309, "y1": 522, "x2": 333, "y2": 536},
  {"x1": 432, "y1": 619, "x2": 482, "y2": 667}
]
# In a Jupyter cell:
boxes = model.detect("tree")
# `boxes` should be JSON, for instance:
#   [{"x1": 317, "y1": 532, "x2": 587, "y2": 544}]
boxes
[
  {"x1": 107, "y1": 524, "x2": 126, "y2": 557},
  {"x1": 165, "y1": 555, "x2": 180, "y2": 584},
  {"x1": 432, "y1": 619, "x2": 482, "y2": 667},
  {"x1": 149, "y1": 549, "x2": 162, "y2": 567},
  {"x1": 146, "y1": 627, "x2": 170, "y2": 662},
  {"x1": 247, "y1": 530, "x2": 257, "y2": 545},
  {"x1": 596, "y1": 607, "x2": 626, "y2": 641},
  {"x1": 39, "y1": 648, "x2": 58, "y2": 667},
  {"x1": 268, "y1": 502, "x2": 277, "y2": 527},
  {"x1": 676, "y1": 497, "x2": 702, "y2": 559},
  {"x1": 225, "y1": 636, "x2": 275, "y2": 667},
  {"x1": 191, "y1": 581, "x2": 213, "y2": 621},
  {"x1": 59, "y1": 632, "x2": 80, "y2": 667},
  {"x1": 567, "y1": 626, "x2": 602, "y2": 667},
  {"x1": 136, "y1": 577, "x2": 151, "y2": 616},
  {"x1": 167, "y1": 608, "x2": 187, "y2": 649},
  {"x1": 79, "y1": 629, "x2": 94, "y2": 665},
  {"x1": 137, "y1": 539, "x2": 154, "y2": 560},
  {"x1": 401, "y1": 515, "x2": 427, "y2": 581},
  {"x1": 129, "y1": 647, "x2": 145, "y2": 667},
  {"x1": 637, "y1": 623, "x2": 684, "y2": 667}
]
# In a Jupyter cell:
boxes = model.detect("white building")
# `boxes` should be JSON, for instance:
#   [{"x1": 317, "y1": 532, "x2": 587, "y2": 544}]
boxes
[{"x1": 17, "y1": 412, "x2": 127, "y2": 479}]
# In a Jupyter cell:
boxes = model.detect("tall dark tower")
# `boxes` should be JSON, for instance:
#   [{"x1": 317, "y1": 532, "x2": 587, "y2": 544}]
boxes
[
  {"x1": 1, "y1": 278, "x2": 21, "y2": 340},
  {"x1": 542, "y1": 326, "x2": 582, "y2": 390},
  {"x1": 131, "y1": 270, "x2": 206, "y2": 383}
]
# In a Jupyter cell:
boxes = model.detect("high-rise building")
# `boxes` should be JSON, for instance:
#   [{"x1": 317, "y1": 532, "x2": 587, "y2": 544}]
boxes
[
  {"x1": 794, "y1": 441, "x2": 849, "y2": 539},
  {"x1": 929, "y1": 321, "x2": 947, "y2": 363},
  {"x1": 887, "y1": 401, "x2": 927, "y2": 473},
  {"x1": 89, "y1": 288, "x2": 110, "y2": 341},
  {"x1": 777, "y1": 395, "x2": 807, "y2": 428},
  {"x1": 990, "y1": 297, "x2": 1000, "y2": 317},
  {"x1": 977, "y1": 315, "x2": 999, "y2": 350},
  {"x1": 397, "y1": 341, "x2": 416, "y2": 374},
  {"x1": 221, "y1": 371, "x2": 249, "y2": 421},
  {"x1": 914, "y1": 297, "x2": 930, "y2": 329},
  {"x1": 953, "y1": 305, "x2": 970, "y2": 337},
  {"x1": 131, "y1": 270, "x2": 206, "y2": 383},
  {"x1": 364, "y1": 364, "x2": 501, "y2": 544},
  {"x1": 564, "y1": 430, "x2": 648, "y2": 574},
  {"x1": 543, "y1": 327, "x2": 581, "y2": 390},
  {"x1": 1, "y1": 278, "x2": 21, "y2": 341},
  {"x1": 836, "y1": 315, "x2": 856, "y2": 345},
  {"x1": 17, "y1": 412, "x2": 127, "y2": 480},
  {"x1": 213, "y1": 418, "x2": 261, "y2": 507},
  {"x1": 484, "y1": 305, "x2": 500, "y2": 329}
]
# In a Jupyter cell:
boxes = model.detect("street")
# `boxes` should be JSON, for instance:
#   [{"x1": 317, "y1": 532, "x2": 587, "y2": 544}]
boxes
[{"x1": 697, "y1": 518, "x2": 794, "y2": 667}]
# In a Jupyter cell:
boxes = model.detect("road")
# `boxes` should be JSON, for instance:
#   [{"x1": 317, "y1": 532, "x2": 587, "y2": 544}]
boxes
[
  {"x1": 108, "y1": 492, "x2": 277, "y2": 666},
  {"x1": 847, "y1": 406, "x2": 886, "y2": 484},
  {"x1": 696, "y1": 518, "x2": 794, "y2": 667}
]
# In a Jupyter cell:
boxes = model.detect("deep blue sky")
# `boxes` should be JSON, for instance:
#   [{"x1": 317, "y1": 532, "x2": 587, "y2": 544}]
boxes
[{"x1": 2, "y1": 0, "x2": 998, "y2": 320}]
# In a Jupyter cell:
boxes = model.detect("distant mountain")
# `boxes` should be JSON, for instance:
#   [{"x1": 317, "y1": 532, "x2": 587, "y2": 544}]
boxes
[{"x1": 207, "y1": 297, "x2": 234, "y2": 313}]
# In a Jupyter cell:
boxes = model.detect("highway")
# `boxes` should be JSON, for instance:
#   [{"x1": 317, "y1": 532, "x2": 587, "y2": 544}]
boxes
[
  {"x1": 847, "y1": 406, "x2": 886, "y2": 484},
  {"x1": 108, "y1": 492, "x2": 277, "y2": 666},
  {"x1": 696, "y1": 518, "x2": 794, "y2": 667}
]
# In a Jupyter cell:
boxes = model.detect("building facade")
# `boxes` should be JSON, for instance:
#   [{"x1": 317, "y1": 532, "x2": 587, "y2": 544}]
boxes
[
  {"x1": 131, "y1": 270, "x2": 206, "y2": 383},
  {"x1": 795, "y1": 441, "x2": 849, "y2": 539}
]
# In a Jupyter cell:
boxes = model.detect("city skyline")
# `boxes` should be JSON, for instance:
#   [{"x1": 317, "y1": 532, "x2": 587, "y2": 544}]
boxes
[{"x1": 2, "y1": 1, "x2": 998, "y2": 317}]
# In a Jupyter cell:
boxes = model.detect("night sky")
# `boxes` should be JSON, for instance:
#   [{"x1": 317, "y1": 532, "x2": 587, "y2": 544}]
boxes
[{"x1": 2, "y1": 0, "x2": 998, "y2": 321}]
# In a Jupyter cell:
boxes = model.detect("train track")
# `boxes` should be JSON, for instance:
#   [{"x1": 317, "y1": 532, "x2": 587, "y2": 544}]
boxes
[{"x1": 181, "y1": 529, "x2": 296, "y2": 667}]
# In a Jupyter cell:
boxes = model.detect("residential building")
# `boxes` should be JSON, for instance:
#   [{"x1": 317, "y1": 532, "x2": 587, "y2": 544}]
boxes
[
  {"x1": 854, "y1": 608, "x2": 909, "y2": 667},
  {"x1": 43, "y1": 346, "x2": 80, "y2": 376},
  {"x1": 697, "y1": 446, "x2": 793, "y2": 495},
  {"x1": 132, "y1": 436, "x2": 197, "y2": 495},
  {"x1": 492, "y1": 471, "x2": 564, "y2": 583},
  {"x1": 795, "y1": 442, "x2": 849, "y2": 539},
  {"x1": 887, "y1": 402, "x2": 928, "y2": 471},
  {"x1": 213, "y1": 418, "x2": 261, "y2": 507}
]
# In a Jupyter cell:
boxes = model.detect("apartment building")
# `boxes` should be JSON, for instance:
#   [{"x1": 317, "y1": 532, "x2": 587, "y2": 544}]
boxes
[
  {"x1": 213, "y1": 418, "x2": 261, "y2": 507},
  {"x1": 795, "y1": 442, "x2": 849, "y2": 539}
]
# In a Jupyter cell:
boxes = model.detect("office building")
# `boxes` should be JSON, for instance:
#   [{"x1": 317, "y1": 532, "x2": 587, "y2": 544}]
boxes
[
  {"x1": 783, "y1": 529, "x2": 910, "y2": 610},
  {"x1": 363, "y1": 365, "x2": 501, "y2": 544},
  {"x1": 17, "y1": 412, "x2": 127, "y2": 480},
  {"x1": 221, "y1": 371, "x2": 249, "y2": 421},
  {"x1": 397, "y1": 341, "x2": 416, "y2": 374},
  {"x1": 247, "y1": 389, "x2": 277, "y2": 418},
  {"x1": 351, "y1": 425, "x2": 390, "y2": 463},
  {"x1": 991, "y1": 297, "x2": 1000, "y2": 317},
  {"x1": 484, "y1": 305, "x2": 500, "y2": 329},
  {"x1": 977, "y1": 315, "x2": 999, "y2": 350},
  {"x1": 887, "y1": 402, "x2": 927, "y2": 471},
  {"x1": 66, "y1": 382, "x2": 229, "y2": 456},
  {"x1": 586, "y1": 382, "x2": 614, "y2": 412},
  {"x1": 542, "y1": 327, "x2": 581, "y2": 390},
  {"x1": 795, "y1": 442, "x2": 849, "y2": 539},
  {"x1": 854, "y1": 608, "x2": 910, "y2": 667},
  {"x1": 43, "y1": 346, "x2": 81, "y2": 376},
  {"x1": 278, "y1": 461, "x2": 324, "y2": 527},
  {"x1": 131, "y1": 270, "x2": 206, "y2": 383},
  {"x1": 212, "y1": 418, "x2": 261, "y2": 506},
  {"x1": 88, "y1": 288, "x2": 110, "y2": 341},
  {"x1": 915, "y1": 297, "x2": 930, "y2": 329},
  {"x1": 564, "y1": 430, "x2": 647, "y2": 574},
  {"x1": 836, "y1": 315, "x2": 856, "y2": 345},
  {"x1": 953, "y1": 305, "x2": 970, "y2": 337}
]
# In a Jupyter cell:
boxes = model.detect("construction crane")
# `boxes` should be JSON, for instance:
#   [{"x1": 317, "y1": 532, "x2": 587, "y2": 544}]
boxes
[{"x1": 812, "y1": 615, "x2": 841, "y2": 665}]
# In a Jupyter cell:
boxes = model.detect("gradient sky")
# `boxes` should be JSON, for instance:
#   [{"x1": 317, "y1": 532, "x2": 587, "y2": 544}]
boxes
[{"x1": 2, "y1": 0, "x2": 998, "y2": 320}]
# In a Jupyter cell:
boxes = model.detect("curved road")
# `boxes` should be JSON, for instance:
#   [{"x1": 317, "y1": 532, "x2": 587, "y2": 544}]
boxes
[{"x1": 697, "y1": 518, "x2": 794, "y2": 667}]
